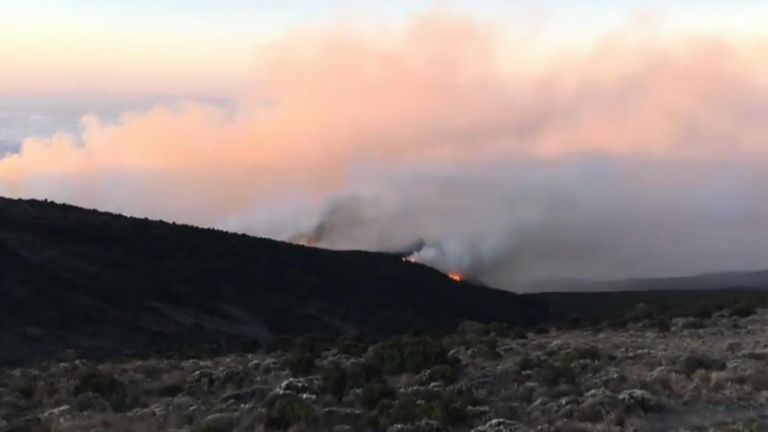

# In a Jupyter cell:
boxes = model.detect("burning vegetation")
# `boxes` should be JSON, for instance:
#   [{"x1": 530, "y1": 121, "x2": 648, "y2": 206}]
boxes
[{"x1": 402, "y1": 252, "x2": 463, "y2": 282}]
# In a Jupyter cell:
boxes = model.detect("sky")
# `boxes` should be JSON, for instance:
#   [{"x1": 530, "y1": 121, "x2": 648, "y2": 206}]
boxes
[
  {"x1": 1, "y1": 1, "x2": 768, "y2": 285},
  {"x1": 2, "y1": 0, "x2": 767, "y2": 98}
]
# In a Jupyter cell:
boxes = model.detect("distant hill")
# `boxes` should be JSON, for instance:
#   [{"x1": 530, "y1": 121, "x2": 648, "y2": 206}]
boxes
[
  {"x1": 524, "y1": 271, "x2": 768, "y2": 324},
  {"x1": 527, "y1": 271, "x2": 768, "y2": 293},
  {"x1": 0, "y1": 197, "x2": 545, "y2": 364}
]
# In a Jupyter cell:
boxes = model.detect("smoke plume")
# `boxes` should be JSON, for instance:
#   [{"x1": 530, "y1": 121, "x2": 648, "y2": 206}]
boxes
[{"x1": 2, "y1": 11, "x2": 768, "y2": 288}]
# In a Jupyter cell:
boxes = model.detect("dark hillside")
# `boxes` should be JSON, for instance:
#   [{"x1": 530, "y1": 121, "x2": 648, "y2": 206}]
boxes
[{"x1": 0, "y1": 197, "x2": 545, "y2": 364}]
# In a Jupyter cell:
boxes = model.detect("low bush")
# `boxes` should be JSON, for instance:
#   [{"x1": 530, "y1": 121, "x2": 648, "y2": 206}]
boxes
[
  {"x1": 680, "y1": 318, "x2": 706, "y2": 330},
  {"x1": 319, "y1": 362, "x2": 347, "y2": 401},
  {"x1": 729, "y1": 304, "x2": 757, "y2": 318},
  {"x1": 345, "y1": 359, "x2": 385, "y2": 389},
  {"x1": 283, "y1": 349, "x2": 317, "y2": 376},
  {"x1": 359, "y1": 383, "x2": 396, "y2": 410},
  {"x1": 516, "y1": 354, "x2": 540, "y2": 371},
  {"x1": 264, "y1": 396, "x2": 317, "y2": 430},
  {"x1": 375, "y1": 387, "x2": 481, "y2": 427},
  {"x1": 655, "y1": 318, "x2": 671, "y2": 332},
  {"x1": 561, "y1": 345, "x2": 604, "y2": 364},
  {"x1": 428, "y1": 364, "x2": 459, "y2": 385},
  {"x1": 680, "y1": 353, "x2": 726, "y2": 376},
  {"x1": 488, "y1": 322, "x2": 510, "y2": 337},
  {"x1": 747, "y1": 372, "x2": 768, "y2": 392},
  {"x1": 74, "y1": 369, "x2": 125, "y2": 399},
  {"x1": 73, "y1": 368, "x2": 128, "y2": 410},
  {"x1": 369, "y1": 336, "x2": 451, "y2": 374},
  {"x1": 334, "y1": 337, "x2": 370, "y2": 357}
]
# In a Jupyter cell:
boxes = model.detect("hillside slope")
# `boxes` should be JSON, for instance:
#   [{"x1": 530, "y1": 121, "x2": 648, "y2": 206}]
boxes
[
  {"x1": 528, "y1": 271, "x2": 768, "y2": 293},
  {"x1": 0, "y1": 197, "x2": 544, "y2": 364}
]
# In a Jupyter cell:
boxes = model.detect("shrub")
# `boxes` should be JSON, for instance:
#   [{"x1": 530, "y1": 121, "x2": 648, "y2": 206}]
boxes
[
  {"x1": 729, "y1": 304, "x2": 757, "y2": 318},
  {"x1": 283, "y1": 349, "x2": 317, "y2": 376},
  {"x1": 200, "y1": 413, "x2": 239, "y2": 432},
  {"x1": 10, "y1": 379, "x2": 37, "y2": 399},
  {"x1": 561, "y1": 345, "x2": 603, "y2": 364},
  {"x1": 655, "y1": 318, "x2": 671, "y2": 332},
  {"x1": 680, "y1": 354, "x2": 726, "y2": 376},
  {"x1": 428, "y1": 364, "x2": 459, "y2": 385},
  {"x1": 689, "y1": 302, "x2": 718, "y2": 319},
  {"x1": 376, "y1": 388, "x2": 480, "y2": 427},
  {"x1": 74, "y1": 369, "x2": 125, "y2": 399},
  {"x1": 680, "y1": 318, "x2": 705, "y2": 330},
  {"x1": 74, "y1": 369, "x2": 128, "y2": 410},
  {"x1": 265, "y1": 396, "x2": 317, "y2": 430},
  {"x1": 516, "y1": 354, "x2": 539, "y2": 371},
  {"x1": 748, "y1": 372, "x2": 768, "y2": 392},
  {"x1": 320, "y1": 363, "x2": 347, "y2": 401},
  {"x1": 345, "y1": 359, "x2": 385, "y2": 389},
  {"x1": 509, "y1": 327, "x2": 528, "y2": 340},
  {"x1": 153, "y1": 381, "x2": 184, "y2": 398},
  {"x1": 488, "y1": 322, "x2": 510, "y2": 337},
  {"x1": 627, "y1": 303, "x2": 653, "y2": 321},
  {"x1": 533, "y1": 364, "x2": 577, "y2": 387},
  {"x1": 457, "y1": 321, "x2": 488, "y2": 336},
  {"x1": 605, "y1": 318, "x2": 629, "y2": 329},
  {"x1": 477, "y1": 336, "x2": 501, "y2": 361},
  {"x1": 335, "y1": 337, "x2": 370, "y2": 357},
  {"x1": 369, "y1": 336, "x2": 451, "y2": 374},
  {"x1": 359, "y1": 383, "x2": 396, "y2": 409}
]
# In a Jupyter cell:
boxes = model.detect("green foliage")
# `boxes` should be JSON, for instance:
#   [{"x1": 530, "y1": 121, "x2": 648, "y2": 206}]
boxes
[
  {"x1": 153, "y1": 381, "x2": 184, "y2": 398},
  {"x1": 428, "y1": 364, "x2": 459, "y2": 385},
  {"x1": 74, "y1": 369, "x2": 124, "y2": 399},
  {"x1": 532, "y1": 290, "x2": 768, "y2": 330},
  {"x1": 319, "y1": 363, "x2": 347, "y2": 401},
  {"x1": 560, "y1": 345, "x2": 604, "y2": 365},
  {"x1": 516, "y1": 354, "x2": 538, "y2": 371},
  {"x1": 509, "y1": 327, "x2": 529, "y2": 340},
  {"x1": 265, "y1": 396, "x2": 317, "y2": 430},
  {"x1": 283, "y1": 349, "x2": 317, "y2": 376},
  {"x1": 334, "y1": 337, "x2": 370, "y2": 357},
  {"x1": 680, "y1": 353, "x2": 726, "y2": 376},
  {"x1": 488, "y1": 322, "x2": 510, "y2": 337},
  {"x1": 729, "y1": 303, "x2": 757, "y2": 318},
  {"x1": 689, "y1": 302, "x2": 718, "y2": 319},
  {"x1": 10, "y1": 379, "x2": 37, "y2": 399},
  {"x1": 680, "y1": 318, "x2": 705, "y2": 329},
  {"x1": 369, "y1": 336, "x2": 451, "y2": 374},
  {"x1": 359, "y1": 382, "x2": 396, "y2": 410},
  {"x1": 345, "y1": 359, "x2": 385, "y2": 389},
  {"x1": 476, "y1": 336, "x2": 501, "y2": 361},
  {"x1": 654, "y1": 317, "x2": 671, "y2": 332},
  {"x1": 534, "y1": 364, "x2": 577, "y2": 387},
  {"x1": 748, "y1": 372, "x2": 768, "y2": 392},
  {"x1": 443, "y1": 333, "x2": 499, "y2": 361},
  {"x1": 200, "y1": 414, "x2": 238, "y2": 432},
  {"x1": 73, "y1": 368, "x2": 128, "y2": 410},
  {"x1": 375, "y1": 387, "x2": 481, "y2": 427}
]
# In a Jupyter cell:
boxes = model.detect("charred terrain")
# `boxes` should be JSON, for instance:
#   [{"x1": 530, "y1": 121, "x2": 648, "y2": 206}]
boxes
[{"x1": 2, "y1": 198, "x2": 768, "y2": 431}]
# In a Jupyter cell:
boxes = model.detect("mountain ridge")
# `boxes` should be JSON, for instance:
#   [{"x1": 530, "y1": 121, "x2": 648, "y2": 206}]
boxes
[{"x1": 0, "y1": 197, "x2": 545, "y2": 364}]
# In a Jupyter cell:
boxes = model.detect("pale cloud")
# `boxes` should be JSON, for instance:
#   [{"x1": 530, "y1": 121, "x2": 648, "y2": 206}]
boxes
[{"x1": 2, "y1": 11, "x2": 768, "y2": 285}]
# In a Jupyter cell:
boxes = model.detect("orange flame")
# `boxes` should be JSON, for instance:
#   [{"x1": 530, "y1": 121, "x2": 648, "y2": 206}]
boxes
[{"x1": 448, "y1": 272, "x2": 463, "y2": 282}]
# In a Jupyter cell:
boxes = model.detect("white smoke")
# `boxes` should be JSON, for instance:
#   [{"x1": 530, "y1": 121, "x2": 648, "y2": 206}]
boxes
[{"x1": 2, "y1": 11, "x2": 768, "y2": 288}]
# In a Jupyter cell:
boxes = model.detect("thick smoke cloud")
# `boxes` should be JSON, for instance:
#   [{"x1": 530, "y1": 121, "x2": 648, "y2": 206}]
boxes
[{"x1": 2, "y1": 12, "x2": 768, "y2": 288}]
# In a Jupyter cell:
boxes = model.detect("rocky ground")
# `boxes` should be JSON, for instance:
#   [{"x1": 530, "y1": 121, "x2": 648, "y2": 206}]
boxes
[{"x1": 2, "y1": 309, "x2": 768, "y2": 432}]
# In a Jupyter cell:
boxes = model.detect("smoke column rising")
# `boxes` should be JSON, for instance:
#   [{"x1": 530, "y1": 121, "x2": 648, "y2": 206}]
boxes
[{"x1": 2, "y1": 11, "x2": 768, "y2": 287}]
